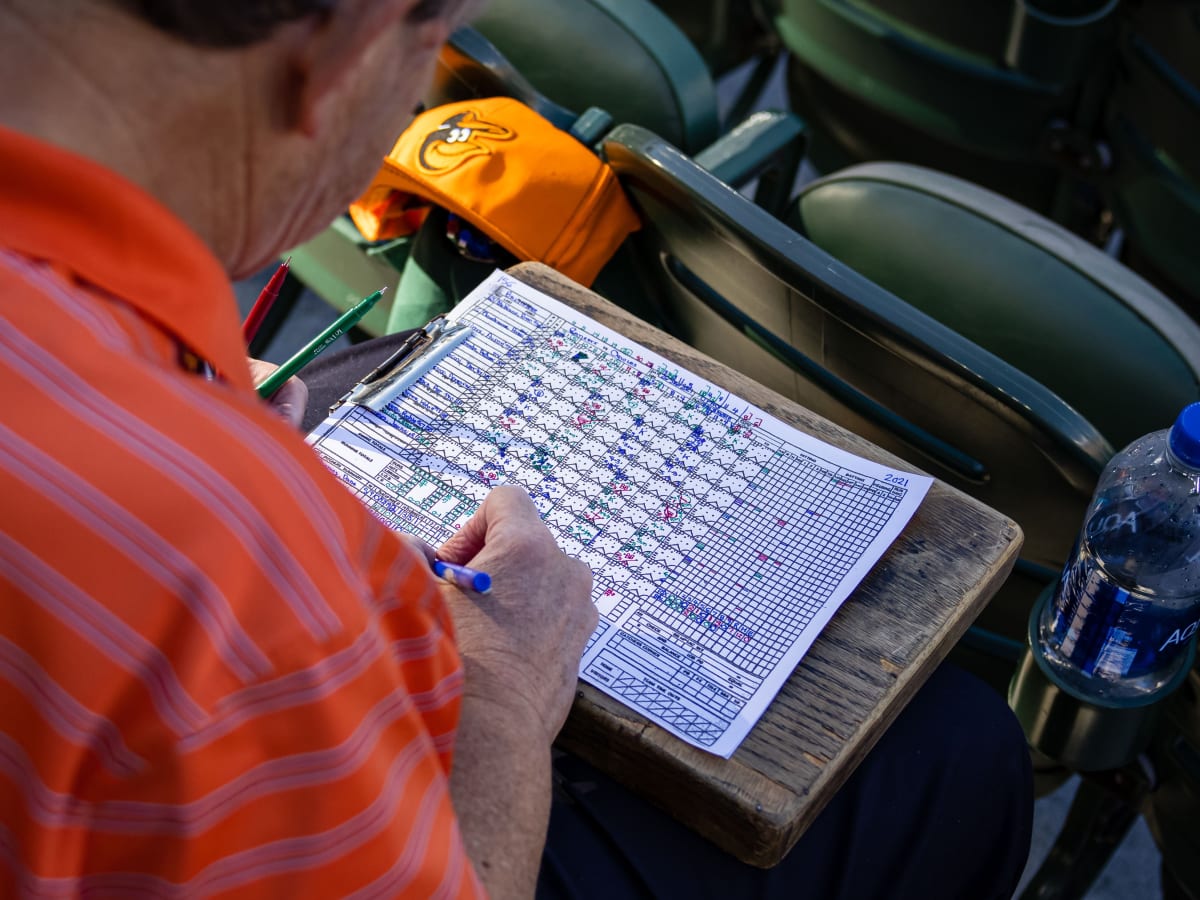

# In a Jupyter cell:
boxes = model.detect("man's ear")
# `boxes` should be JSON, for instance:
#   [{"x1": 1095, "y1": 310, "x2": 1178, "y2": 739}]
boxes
[{"x1": 286, "y1": 0, "x2": 419, "y2": 137}]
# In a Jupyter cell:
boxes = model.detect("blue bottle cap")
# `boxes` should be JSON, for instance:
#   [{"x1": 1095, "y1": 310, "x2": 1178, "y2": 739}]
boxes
[{"x1": 1169, "y1": 402, "x2": 1200, "y2": 469}]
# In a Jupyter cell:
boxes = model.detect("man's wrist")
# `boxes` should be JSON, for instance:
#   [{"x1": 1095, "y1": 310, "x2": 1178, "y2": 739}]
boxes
[{"x1": 458, "y1": 658, "x2": 561, "y2": 748}]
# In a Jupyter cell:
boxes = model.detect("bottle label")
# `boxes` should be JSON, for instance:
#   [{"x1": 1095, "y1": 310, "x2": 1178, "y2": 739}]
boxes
[{"x1": 1049, "y1": 546, "x2": 1199, "y2": 680}]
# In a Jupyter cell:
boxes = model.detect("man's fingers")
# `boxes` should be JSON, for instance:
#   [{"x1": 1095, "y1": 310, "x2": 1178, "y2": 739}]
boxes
[
  {"x1": 437, "y1": 486, "x2": 545, "y2": 564},
  {"x1": 399, "y1": 534, "x2": 437, "y2": 567},
  {"x1": 247, "y1": 358, "x2": 309, "y2": 429},
  {"x1": 476, "y1": 485, "x2": 544, "y2": 525},
  {"x1": 435, "y1": 499, "x2": 493, "y2": 564},
  {"x1": 270, "y1": 376, "x2": 309, "y2": 428}
]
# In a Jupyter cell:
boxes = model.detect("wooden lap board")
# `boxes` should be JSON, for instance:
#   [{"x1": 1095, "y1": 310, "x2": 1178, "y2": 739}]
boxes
[{"x1": 509, "y1": 262, "x2": 1023, "y2": 868}]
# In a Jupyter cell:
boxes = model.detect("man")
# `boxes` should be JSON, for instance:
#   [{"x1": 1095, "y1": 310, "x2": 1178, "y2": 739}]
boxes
[{"x1": 0, "y1": 1, "x2": 1031, "y2": 897}]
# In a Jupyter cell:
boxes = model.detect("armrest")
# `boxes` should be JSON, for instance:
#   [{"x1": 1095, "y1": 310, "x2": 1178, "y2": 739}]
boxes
[{"x1": 693, "y1": 110, "x2": 807, "y2": 216}]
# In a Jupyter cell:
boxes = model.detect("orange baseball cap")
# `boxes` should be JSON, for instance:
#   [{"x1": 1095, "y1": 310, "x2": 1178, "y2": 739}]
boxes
[{"x1": 350, "y1": 97, "x2": 640, "y2": 286}]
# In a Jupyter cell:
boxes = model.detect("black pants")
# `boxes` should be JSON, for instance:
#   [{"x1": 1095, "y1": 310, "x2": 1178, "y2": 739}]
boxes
[
  {"x1": 301, "y1": 335, "x2": 1034, "y2": 900},
  {"x1": 539, "y1": 663, "x2": 1031, "y2": 900}
]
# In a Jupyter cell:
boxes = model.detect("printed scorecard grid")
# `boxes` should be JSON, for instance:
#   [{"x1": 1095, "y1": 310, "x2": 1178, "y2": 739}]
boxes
[{"x1": 308, "y1": 272, "x2": 930, "y2": 757}]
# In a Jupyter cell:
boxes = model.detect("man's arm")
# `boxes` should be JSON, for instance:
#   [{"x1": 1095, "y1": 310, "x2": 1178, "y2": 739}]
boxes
[
  {"x1": 436, "y1": 487, "x2": 597, "y2": 899},
  {"x1": 448, "y1": 676, "x2": 557, "y2": 898}
]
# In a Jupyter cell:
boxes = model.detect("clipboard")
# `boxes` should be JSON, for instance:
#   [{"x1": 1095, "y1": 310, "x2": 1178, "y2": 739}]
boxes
[
  {"x1": 306, "y1": 270, "x2": 932, "y2": 758},
  {"x1": 334, "y1": 315, "x2": 475, "y2": 412}
]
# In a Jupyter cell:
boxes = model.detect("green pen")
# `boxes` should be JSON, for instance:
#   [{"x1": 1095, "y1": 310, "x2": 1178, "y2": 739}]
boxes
[{"x1": 255, "y1": 288, "x2": 387, "y2": 399}]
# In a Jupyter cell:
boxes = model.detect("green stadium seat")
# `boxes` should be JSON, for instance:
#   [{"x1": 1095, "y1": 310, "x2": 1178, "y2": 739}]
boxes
[
  {"x1": 788, "y1": 162, "x2": 1200, "y2": 453},
  {"x1": 470, "y1": 0, "x2": 721, "y2": 154}
]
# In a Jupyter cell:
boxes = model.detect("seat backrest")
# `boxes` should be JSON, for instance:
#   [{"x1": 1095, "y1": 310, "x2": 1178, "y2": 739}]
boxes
[
  {"x1": 647, "y1": 0, "x2": 776, "y2": 78},
  {"x1": 1105, "y1": 1, "x2": 1200, "y2": 305},
  {"x1": 772, "y1": 0, "x2": 1119, "y2": 212},
  {"x1": 469, "y1": 0, "x2": 720, "y2": 153},
  {"x1": 601, "y1": 124, "x2": 1112, "y2": 627},
  {"x1": 791, "y1": 161, "x2": 1200, "y2": 452},
  {"x1": 428, "y1": 28, "x2": 578, "y2": 131}
]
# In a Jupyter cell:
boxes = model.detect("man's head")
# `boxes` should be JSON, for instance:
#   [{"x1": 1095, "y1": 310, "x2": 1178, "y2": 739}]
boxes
[{"x1": 0, "y1": 0, "x2": 481, "y2": 276}]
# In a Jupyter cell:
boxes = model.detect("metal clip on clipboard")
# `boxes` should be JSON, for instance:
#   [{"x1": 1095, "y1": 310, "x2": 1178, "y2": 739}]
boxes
[{"x1": 339, "y1": 315, "x2": 475, "y2": 412}]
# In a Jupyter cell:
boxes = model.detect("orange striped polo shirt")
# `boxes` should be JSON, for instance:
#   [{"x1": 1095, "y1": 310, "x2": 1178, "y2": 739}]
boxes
[{"x1": 0, "y1": 125, "x2": 483, "y2": 898}]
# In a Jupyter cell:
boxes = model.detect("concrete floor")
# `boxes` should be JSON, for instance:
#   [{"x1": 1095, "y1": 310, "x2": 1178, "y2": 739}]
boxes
[{"x1": 1017, "y1": 776, "x2": 1160, "y2": 899}]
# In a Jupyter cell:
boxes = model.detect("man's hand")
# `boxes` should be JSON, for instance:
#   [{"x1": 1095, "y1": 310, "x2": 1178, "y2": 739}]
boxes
[
  {"x1": 437, "y1": 485, "x2": 596, "y2": 743},
  {"x1": 436, "y1": 486, "x2": 595, "y2": 898},
  {"x1": 247, "y1": 359, "x2": 308, "y2": 429}
]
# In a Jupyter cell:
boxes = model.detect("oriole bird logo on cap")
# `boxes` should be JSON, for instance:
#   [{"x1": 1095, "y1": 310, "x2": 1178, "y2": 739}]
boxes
[{"x1": 417, "y1": 110, "x2": 515, "y2": 175}]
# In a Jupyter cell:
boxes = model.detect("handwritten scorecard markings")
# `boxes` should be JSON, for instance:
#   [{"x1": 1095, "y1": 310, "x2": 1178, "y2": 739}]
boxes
[{"x1": 307, "y1": 271, "x2": 931, "y2": 758}]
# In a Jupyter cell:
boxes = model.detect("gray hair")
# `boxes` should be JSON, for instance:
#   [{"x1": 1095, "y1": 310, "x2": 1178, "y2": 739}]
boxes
[{"x1": 126, "y1": 0, "x2": 453, "y2": 46}]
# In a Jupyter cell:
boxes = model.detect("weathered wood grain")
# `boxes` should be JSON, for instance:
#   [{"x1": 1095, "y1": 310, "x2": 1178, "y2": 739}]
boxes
[{"x1": 510, "y1": 263, "x2": 1023, "y2": 867}]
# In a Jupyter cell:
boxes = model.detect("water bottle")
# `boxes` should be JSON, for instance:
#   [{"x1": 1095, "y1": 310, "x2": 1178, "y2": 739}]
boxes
[{"x1": 1037, "y1": 402, "x2": 1200, "y2": 702}]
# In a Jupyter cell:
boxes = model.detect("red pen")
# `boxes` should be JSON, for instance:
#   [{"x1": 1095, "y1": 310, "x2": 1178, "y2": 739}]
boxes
[{"x1": 242, "y1": 257, "x2": 291, "y2": 344}]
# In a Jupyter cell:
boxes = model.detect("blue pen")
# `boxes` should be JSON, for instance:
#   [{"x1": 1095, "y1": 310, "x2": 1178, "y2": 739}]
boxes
[{"x1": 433, "y1": 560, "x2": 493, "y2": 594}]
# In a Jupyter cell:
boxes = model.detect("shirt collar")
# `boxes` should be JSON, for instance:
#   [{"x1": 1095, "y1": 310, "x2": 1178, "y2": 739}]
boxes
[{"x1": 0, "y1": 124, "x2": 252, "y2": 391}]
